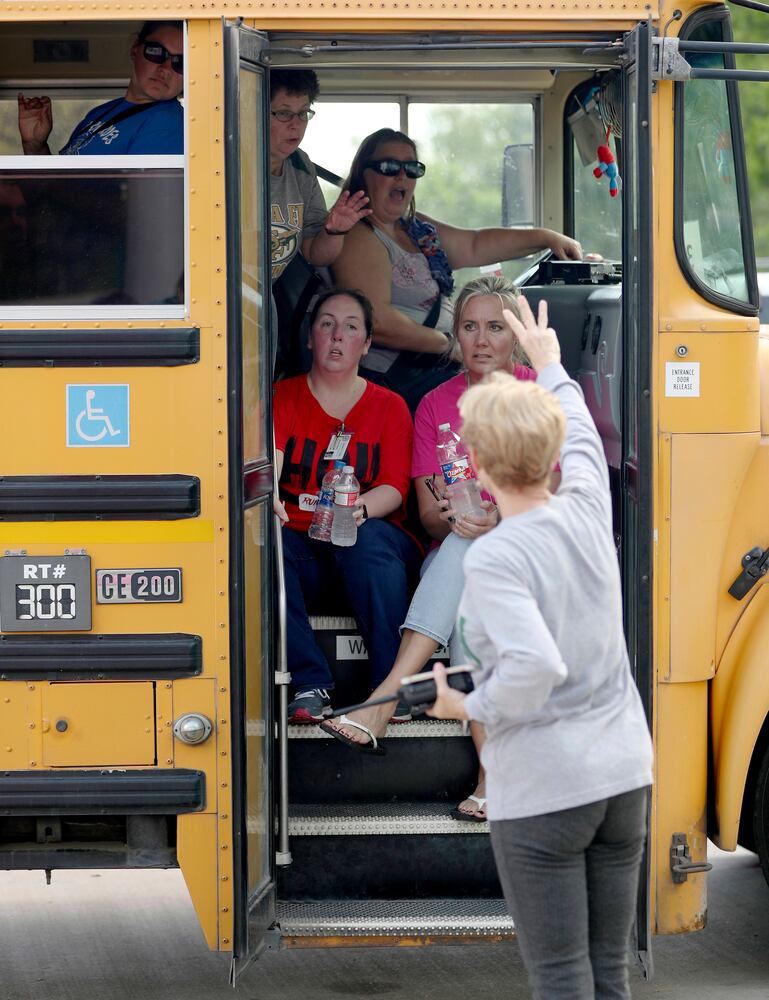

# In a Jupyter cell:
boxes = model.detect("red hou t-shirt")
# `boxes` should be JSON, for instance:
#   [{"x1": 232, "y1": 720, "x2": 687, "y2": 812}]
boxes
[{"x1": 273, "y1": 375, "x2": 414, "y2": 534}]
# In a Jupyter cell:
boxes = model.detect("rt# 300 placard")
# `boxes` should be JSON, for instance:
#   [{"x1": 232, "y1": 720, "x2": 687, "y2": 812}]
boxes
[{"x1": 0, "y1": 555, "x2": 92, "y2": 632}]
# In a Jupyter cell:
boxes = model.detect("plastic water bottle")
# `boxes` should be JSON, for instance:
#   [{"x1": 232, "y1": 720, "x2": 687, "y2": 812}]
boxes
[
  {"x1": 331, "y1": 466, "x2": 360, "y2": 547},
  {"x1": 308, "y1": 460, "x2": 346, "y2": 542},
  {"x1": 435, "y1": 423, "x2": 484, "y2": 518}
]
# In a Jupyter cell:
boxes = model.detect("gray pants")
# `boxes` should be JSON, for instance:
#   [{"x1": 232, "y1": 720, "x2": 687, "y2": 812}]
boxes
[{"x1": 490, "y1": 786, "x2": 649, "y2": 1000}]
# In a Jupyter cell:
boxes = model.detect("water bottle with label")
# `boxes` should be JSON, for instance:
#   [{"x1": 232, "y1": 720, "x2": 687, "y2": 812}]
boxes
[
  {"x1": 435, "y1": 422, "x2": 484, "y2": 518},
  {"x1": 331, "y1": 466, "x2": 360, "y2": 547},
  {"x1": 308, "y1": 459, "x2": 346, "y2": 542}
]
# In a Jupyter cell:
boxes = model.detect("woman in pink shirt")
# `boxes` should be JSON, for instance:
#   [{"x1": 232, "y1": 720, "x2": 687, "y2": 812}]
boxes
[{"x1": 322, "y1": 275, "x2": 555, "y2": 818}]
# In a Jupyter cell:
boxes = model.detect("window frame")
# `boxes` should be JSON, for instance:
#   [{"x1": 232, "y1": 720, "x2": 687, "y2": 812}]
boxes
[
  {"x1": 304, "y1": 91, "x2": 542, "y2": 236},
  {"x1": 673, "y1": 7, "x2": 758, "y2": 317},
  {"x1": 562, "y1": 78, "x2": 623, "y2": 258},
  {"x1": 0, "y1": 21, "x2": 188, "y2": 321}
]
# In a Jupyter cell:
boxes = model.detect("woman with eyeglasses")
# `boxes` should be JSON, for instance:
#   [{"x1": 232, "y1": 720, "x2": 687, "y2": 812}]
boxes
[
  {"x1": 18, "y1": 21, "x2": 185, "y2": 155},
  {"x1": 332, "y1": 128, "x2": 582, "y2": 410},
  {"x1": 269, "y1": 69, "x2": 370, "y2": 283}
]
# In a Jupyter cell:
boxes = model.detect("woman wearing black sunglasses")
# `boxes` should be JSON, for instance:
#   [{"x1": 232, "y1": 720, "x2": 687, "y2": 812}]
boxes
[
  {"x1": 333, "y1": 128, "x2": 583, "y2": 411},
  {"x1": 18, "y1": 21, "x2": 184, "y2": 156}
]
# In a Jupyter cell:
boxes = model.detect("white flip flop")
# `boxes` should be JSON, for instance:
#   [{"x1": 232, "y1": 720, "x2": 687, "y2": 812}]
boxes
[{"x1": 319, "y1": 714, "x2": 387, "y2": 756}]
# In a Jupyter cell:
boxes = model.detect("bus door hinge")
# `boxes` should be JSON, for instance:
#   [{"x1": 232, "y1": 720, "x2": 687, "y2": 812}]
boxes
[
  {"x1": 670, "y1": 833, "x2": 713, "y2": 884},
  {"x1": 652, "y1": 37, "x2": 691, "y2": 81},
  {"x1": 728, "y1": 545, "x2": 769, "y2": 600}
]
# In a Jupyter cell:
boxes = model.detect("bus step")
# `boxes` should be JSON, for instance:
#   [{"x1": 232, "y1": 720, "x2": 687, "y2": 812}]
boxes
[
  {"x1": 275, "y1": 898, "x2": 514, "y2": 939},
  {"x1": 288, "y1": 719, "x2": 465, "y2": 739},
  {"x1": 288, "y1": 725, "x2": 479, "y2": 804},
  {"x1": 289, "y1": 801, "x2": 488, "y2": 836},
  {"x1": 308, "y1": 615, "x2": 450, "y2": 708},
  {"x1": 278, "y1": 824, "x2": 501, "y2": 898}
]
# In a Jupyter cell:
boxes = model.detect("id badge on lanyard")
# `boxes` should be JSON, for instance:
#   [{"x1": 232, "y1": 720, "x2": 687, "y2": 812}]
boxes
[{"x1": 323, "y1": 423, "x2": 352, "y2": 462}]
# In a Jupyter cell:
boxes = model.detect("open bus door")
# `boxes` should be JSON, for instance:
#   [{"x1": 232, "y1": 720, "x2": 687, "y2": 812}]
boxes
[
  {"x1": 223, "y1": 20, "x2": 277, "y2": 982},
  {"x1": 620, "y1": 19, "x2": 654, "y2": 979}
]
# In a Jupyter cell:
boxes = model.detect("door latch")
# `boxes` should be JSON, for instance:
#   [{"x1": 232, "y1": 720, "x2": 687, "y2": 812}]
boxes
[
  {"x1": 670, "y1": 832, "x2": 713, "y2": 884},
  {"x1": 728, "y1": 545, "x2": 769, "y2": 600}
]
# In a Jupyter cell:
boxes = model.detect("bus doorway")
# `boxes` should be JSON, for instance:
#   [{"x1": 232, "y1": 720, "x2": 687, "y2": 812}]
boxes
[{"x1": 264, "y1": 26, "x2": 654, "y2": 956}]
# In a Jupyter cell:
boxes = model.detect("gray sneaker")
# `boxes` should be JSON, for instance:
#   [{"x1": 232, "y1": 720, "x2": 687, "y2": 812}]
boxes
[{"x1": 288, "y1": 688, "x2": 332, "y2": 723}]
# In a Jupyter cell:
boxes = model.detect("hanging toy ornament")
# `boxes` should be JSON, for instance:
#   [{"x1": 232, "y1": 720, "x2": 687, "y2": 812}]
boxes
[{"x1": 593, "y1": 127, "x2": 620, "y2": 198}]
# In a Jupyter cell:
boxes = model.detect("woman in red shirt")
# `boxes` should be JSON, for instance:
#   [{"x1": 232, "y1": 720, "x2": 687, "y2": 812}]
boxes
[{"x1": 274, "y1": 288, "x2": 421, "y2": 745}]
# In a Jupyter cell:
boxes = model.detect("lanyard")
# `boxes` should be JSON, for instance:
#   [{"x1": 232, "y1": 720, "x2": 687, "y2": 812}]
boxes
[{"x1": 62, "y1": 99, "x2": 160, "y2": 154}]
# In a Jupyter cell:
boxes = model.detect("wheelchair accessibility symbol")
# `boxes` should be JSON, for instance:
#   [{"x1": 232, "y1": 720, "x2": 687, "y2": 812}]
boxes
[{"x1": 66, "y1": 384, "x2": 130, "y2": 448}]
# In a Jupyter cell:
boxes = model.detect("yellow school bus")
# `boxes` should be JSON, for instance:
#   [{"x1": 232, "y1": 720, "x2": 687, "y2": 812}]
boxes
[{"x1": 1, "y1": 0, "x2": 768, "y2": 981}]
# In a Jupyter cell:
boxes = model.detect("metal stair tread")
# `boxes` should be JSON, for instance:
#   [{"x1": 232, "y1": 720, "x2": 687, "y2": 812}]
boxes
[
  {"x1": 289, "y1": 800, "x2": 488, "y2": 835},
  {"x1": 289, "y1": 718, "x2": 466, "y2": 739},
  {"x1": 309, "y1": 615, "x2": 358, "y2": 629},
  {"x1": 276, "y1": 898, "x2": 514, "y2": 936}
]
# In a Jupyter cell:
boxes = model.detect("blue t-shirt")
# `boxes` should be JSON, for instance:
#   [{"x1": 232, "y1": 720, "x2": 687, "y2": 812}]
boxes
[{"x1": 60, "y1": 98, "x2": 183, "y2": 155}]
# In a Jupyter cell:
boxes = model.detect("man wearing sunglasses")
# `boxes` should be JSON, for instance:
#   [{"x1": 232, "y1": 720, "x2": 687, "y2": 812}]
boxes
[{"x1": 18, "y1": 21, "x2": 184, "y2": 156}]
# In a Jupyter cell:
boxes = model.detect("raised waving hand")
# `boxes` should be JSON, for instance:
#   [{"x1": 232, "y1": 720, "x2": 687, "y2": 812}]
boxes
[
  {"x1": 18, "y1": 93, "x2": 53, "y2": 154},
  {"x1": 324, "y1": 189, "x2": 371, "y2": 235},
  {"x1": 502, "y1": 296, "x2": 561, "y2": 375}
]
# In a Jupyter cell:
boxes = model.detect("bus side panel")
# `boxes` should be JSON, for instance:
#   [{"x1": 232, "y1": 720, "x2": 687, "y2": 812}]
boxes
[
  {"x1": 715, "y1": 438, "x2": 769, "y2": 663},
  {"x1": 654, "y1": 680, "x2": 709, "y2": 933},
  {"x1": 183, "y1": 18, "x2": 236, "y2": 952},
  {"x1": 712, "y1": 583, "x2": 769, "y2": 851},
  {"x1": 654, "y1": 423, "x2": 706, "y2": 931},
  {"x1": 0, "y1": 683, "x2": 31, "y2": 768},
  {"x1": 657, "y1": 329, "x2": 759, "y2": 434},
  {"x1": 178, "y1": 812, "x2": 221, "y2": 949},
  {"x1": 668, "y1": 432, "x2": 758, "y2": 683}
]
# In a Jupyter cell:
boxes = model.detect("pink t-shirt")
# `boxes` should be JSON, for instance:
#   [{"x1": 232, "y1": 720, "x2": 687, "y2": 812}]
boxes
[{"x1": 411, "y1": 368, "x2": 537, "y2": 495}]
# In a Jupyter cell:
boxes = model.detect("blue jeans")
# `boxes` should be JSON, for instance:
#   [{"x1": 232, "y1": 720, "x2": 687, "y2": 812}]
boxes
[
  {"x1": 402, "y1": 532, "x2": 472, "y2": 663},
  {"x1": 281, "y1": 519, "x2": 421, "y2": 692},
  {"x1": 490, "y1": 787, "x2": 649, "y2": 1000}
]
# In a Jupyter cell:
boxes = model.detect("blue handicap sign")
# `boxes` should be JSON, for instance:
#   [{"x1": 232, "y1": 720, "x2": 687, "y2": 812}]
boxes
[{"x1": 66, "y1": 384, "x2": 130, "y2": 448}]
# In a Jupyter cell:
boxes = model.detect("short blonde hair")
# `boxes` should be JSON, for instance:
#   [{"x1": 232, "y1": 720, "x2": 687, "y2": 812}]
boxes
[{"x1": 459, "y1": 371, "x2": 565, "y2": 488}]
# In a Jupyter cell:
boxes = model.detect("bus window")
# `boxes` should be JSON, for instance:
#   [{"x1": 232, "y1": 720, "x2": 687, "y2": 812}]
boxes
[
  {"x1": 678, "y1": 15, "x2": 751, "y2": 306},
  {"x1": 0, "y1": 20, "x2": 186, "y2": 317},
  {"x1": 409, "y1": 101, "x2": 535, "y2": 286},
  {"x1": 0, "y1": 163, "x2": 183, "y2": 310},
  {"x1": 571, "y1": 123, "x2": 622, "y2": 260},
  {"x1": 0, "y1": 100, "x2": 96, "y2": 157},
  {"x1": 299, "y1": 100, "x2": 400, "y2": 204}
]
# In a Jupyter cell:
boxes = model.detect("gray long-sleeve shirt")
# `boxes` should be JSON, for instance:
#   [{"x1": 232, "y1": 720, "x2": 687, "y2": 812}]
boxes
[{"x1": 460, "y1": 363, "x2": 653, "y2": 821}]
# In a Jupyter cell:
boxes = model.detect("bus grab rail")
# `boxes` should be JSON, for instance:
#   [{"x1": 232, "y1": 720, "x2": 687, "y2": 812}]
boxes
[
  {"x1": 273, "y1": 461, "x2": 292, "y2": 868},
  {"x1": 655, "y1": 36, "x2": 769, "y2": 82}
]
